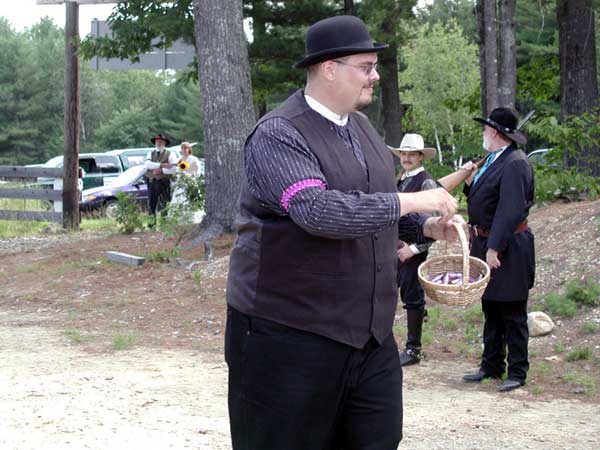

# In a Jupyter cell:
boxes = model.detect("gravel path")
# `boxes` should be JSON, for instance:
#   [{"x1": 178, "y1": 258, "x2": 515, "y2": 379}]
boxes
[{"x1": 1, "y1": 312, "x2": 598, "y2": 450}]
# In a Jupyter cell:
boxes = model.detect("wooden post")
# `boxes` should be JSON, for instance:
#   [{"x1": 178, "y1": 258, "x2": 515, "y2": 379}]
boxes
[{"x1": 63, "y1": 1, "x2": 80, "y2": 230}]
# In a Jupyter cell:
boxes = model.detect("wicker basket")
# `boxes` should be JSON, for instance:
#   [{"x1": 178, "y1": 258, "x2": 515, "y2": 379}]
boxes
[{"x1": 417, "y1": 222, "x2": 490, "y2": 307}]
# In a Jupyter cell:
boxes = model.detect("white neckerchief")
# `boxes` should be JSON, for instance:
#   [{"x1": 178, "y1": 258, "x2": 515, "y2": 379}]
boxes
[
  {"x1": 401, "y1": 166, "x2": 425, "y2": 181},
  {"x1": 304, "y1": 94, "x2": 348, "y2": 126}
]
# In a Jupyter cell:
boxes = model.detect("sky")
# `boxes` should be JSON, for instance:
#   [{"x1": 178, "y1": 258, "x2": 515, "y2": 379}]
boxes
[{"x1": 0, "y1": 1, "x2": 116, "y2": 36}]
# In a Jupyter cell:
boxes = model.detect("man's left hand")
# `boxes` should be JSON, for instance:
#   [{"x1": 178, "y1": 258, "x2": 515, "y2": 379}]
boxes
[
  {"x1": 397, "y1": 245, "x2": 414, "y2": 262},
  {"x1": 486, "y1": 248, "x2": 501, "y2": 269}
]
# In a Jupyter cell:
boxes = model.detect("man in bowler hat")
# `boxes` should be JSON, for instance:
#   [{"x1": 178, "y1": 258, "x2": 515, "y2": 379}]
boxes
[
  {"x1": 462, "y1": 108, "x2": 535, "y2": 392},
  {"x1": 225, "y1": 15, "x2": 464, "y2": 450},
  {"x1": 144, "y1": 133, "x2": 177, "y2": 219}
]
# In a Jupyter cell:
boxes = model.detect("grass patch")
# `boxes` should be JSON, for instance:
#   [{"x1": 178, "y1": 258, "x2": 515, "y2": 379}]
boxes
[
  {"x1": 81, "y1": 217, "x2": 116, "y2": 233},
  {"x1": 112, "y1": 332, "x2": 136, "y2": 350},
  {"x1": 581, "y1": 322, "x2": 599, "y2": 335},
  {"x1": 461, "y1": 303, "x2": 483, "y2": 326},
  {"x1": 564, "y1": 371, "x2": 597, "y2": 396},
  {"x1": 441, "y1": 317, "x2": 458, "y2": 331},
  {"x1": 554, "y1": 343, "x2": 566, "y2": 353},
  {"x1": 564, "y1": 279, "x2": 600, "y2": 307},
  {"x1": 421, "y1": 328, "x2": 434, "y2": 346},
  {"x1": 566, "y1": 347, "x2": 592, "y2": 362},
  {"x1": 425, "y1": 306, "x2": 441, "y2": 328},
  {"x1": 64, "y1": 329, "x2": 89, "y2": 344},
  {"x1": 531, "y1": 385, "x2": 544, "y2": 396},
  {"x1": 544, "y1": 292, "x2": 577, "y2": 317},
  {"x1": 532, "y1": 361, "x2": 552, "y2": 377}
]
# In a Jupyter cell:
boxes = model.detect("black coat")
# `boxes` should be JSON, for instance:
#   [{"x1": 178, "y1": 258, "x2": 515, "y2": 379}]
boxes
[{"x1": 464, "y1": 144, "x2": 535, "y2": 302}]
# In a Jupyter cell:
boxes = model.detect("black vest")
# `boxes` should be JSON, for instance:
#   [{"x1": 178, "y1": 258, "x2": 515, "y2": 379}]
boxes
[
  {"x1": 397, "y1": 170, "x2": 436, "y2": 193},
  {"x1": 226, "y1": 90, "x2": 398, "y2": 349}
]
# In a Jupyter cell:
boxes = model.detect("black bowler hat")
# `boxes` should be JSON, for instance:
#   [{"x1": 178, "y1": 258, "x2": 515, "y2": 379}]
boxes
[
  {"x1": 473, "y1": 108, "x2": 527, "y2": 145},
  {"x1": 150, "y1": 133, "x2": 171, "y2": 146},
  {"x1": 293, "y1": 15, "x2": 388, "y2": 69}
]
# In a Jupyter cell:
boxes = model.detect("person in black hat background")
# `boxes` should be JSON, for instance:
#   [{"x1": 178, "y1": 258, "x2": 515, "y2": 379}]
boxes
[
  {"x1": 144, "y1": 133, "x2": 178, "y2": 220},
  {"x1": 461, "y1": 107, "x2": 535, "y2": 392},
  {"x1": 225, "y1": 15, "x2": 465, "y2": 450}
]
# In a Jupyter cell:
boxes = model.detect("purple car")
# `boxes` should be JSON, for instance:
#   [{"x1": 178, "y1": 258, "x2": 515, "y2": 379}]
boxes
[{"x1": 79, "y1": 165, "x2": 148, "y2": 218}]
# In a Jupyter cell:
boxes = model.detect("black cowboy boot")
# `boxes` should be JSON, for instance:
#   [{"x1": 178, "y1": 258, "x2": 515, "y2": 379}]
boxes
[{"x1": 399, "y1": 309, "x2": 423, "y2": 366}]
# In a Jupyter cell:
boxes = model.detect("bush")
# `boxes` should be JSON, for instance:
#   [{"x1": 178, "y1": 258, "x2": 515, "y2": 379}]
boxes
[
  {"x1": 114, "y1": 191, "x2": 144, "y2": 234},
  {"x1": 564, "y1": 279, "x2": 600, "y2": 307},
  {"x1": 544, "y1": 292, "x2": 577, "y2": 317},
  {"x1": 566, "y1": 347, "x2": 592, "y2": 362},
  {"x1": 534, "y1": 165, "x2": 600, "y2": 203}
]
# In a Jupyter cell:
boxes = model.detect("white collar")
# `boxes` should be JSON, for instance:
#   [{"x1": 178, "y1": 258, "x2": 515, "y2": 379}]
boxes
[
  {"x1": 304, "y1": 94, "x2": 349, "y2": 126},
  {"x1": 487, "y1": 144, "x2": 510, "y2": 164},
  {"x1": 401, "y1": 166, "x2": 425, "y2": 180}
]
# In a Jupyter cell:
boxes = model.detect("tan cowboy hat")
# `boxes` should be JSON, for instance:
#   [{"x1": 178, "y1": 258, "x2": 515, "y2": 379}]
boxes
[{"x1": 388, "y1": 133, "x2": 436, "y2": 160}]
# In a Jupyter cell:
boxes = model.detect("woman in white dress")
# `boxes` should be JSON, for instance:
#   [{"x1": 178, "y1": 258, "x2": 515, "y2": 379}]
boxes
[{"x1": 170, "y1": 142, "x2": 204, "y2": 222}]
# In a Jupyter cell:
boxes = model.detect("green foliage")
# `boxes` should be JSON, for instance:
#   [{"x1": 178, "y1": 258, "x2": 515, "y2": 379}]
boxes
[
  {"x1": 114, "y1": 191, "x2": 144, "y2": 234},
  {"x1": 564, "y1": 279, "x2": 600, "y2": 307},
  {"x1": 112, "y1": 332, "x2": 136, "y2": 350},
  {"x1": 581, "y1": 322, "x2": 599, "y2": 335},
  {"x1": 159, "y1": 80, "x2": 203, "y2": 153},
  {"x1": 415, "y1": 0, "x2": 478, "y2": 43},
  {"x1": 529, "y1": 110, "x2": 600, "y2": 173},
  {"x1": 144, "y1": 246, "x2": 181, "y2": 263},
  {"x1": 534, "y1": 165, "x2": 600, "y2": 203},
  {"x1": 461, "y1": 303, "x2": 483, "y2": 326},
  {"x1": 554, "y1": 343, "x2": 566, "y2": 353},
  {"x1": 398, "y1": 19, "x2": 480, "y2": 162},
  {"x1": 543, "y1": 292, "x2": 577, "y2": 317},
  {"x1": 563, "y1": 371, "x2": 597, "y2": 396},
  {"x1": 566, "y1": 347, "x2": 593, "y2": 362}
]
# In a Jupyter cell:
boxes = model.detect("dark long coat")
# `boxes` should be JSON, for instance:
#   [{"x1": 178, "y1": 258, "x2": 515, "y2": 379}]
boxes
[{"x1": 464, "y1": 144, "x2": 535, "y2": 302}]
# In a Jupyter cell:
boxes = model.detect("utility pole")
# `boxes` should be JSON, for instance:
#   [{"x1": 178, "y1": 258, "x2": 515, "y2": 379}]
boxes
[{"x1": 36, "y1": 0, "x2": 118, "y2": 230}]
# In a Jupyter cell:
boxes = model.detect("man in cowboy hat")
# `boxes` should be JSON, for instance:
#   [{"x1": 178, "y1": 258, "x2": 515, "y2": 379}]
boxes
[
  {"x1": 225, "y1": 15, "x2": 465, "y2": 450},
  {"x1": 389, "y1": 133, "x2": 440, "y2": 366},
  {"x1": 461, "y1": 107, "x2": 535, "y2": 392},
  {"x1": 145, "y1": 133, "x2": 177, "y2": 219}
]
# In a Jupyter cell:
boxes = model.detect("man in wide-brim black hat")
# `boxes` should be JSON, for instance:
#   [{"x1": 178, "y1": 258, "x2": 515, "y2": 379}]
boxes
[
  {"x1": 144, "y1": 133, "x2": 177, "y2": 219},
  {"x1": 461, "y1": 107, "x2": 535, "y2": 393},
  {"x1": 224, "y1": 14, "x2": 464, "y2": 450}
]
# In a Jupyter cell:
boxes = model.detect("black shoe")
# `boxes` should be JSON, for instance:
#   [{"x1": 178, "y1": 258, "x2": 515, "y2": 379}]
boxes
[
  {"x1": 399, "y1": 348, "x2": 421, "y2": 366},
  {"x1": 498, "y1": 379, "x2": 524, "y2": 392},
  {"x1": 462, "y1": 370, "x2": 500, "y2": 383}
]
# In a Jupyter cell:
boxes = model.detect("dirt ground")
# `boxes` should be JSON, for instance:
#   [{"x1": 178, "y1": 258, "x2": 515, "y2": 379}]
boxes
[{"x1": 1, "y1": 200, "x2": 600, "y2": 449}]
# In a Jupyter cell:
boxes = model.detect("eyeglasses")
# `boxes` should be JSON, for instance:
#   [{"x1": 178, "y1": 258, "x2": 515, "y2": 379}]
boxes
[{"x1": 332, "y1": 60, "x2": 378, "y2": 76}]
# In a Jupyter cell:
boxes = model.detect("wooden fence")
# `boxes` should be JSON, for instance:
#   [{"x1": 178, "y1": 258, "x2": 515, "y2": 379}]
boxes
[{"x1": 0, "y1": 166, "x2": 64, "y2": 223}]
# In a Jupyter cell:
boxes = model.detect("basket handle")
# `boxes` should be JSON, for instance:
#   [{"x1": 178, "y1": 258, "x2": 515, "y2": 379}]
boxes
[{"x1": 454, "y1": 222, "x2": 470, "y2": 286}]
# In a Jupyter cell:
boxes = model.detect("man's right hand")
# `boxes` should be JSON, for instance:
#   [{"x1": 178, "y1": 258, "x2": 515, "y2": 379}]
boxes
[{"x1": 398, "y1": 188, "x2": 458, "y2": 221}]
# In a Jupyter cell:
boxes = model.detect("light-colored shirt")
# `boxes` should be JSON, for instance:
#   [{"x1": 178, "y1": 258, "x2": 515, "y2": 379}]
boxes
[{"x1": 145, "y1": 148, "x2": 178, "y2": 174}]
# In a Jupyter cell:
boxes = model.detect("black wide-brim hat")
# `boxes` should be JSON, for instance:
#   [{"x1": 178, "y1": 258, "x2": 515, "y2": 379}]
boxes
[
  {"x1": 150, "y1": 133, "x2": 171, "y2": 146},
  {"x1": 473, "y1": 108, "x2": 527, "y2": 145},
  {"x1": 294, "y1": 15, "x2": 389, "y2": 69}
]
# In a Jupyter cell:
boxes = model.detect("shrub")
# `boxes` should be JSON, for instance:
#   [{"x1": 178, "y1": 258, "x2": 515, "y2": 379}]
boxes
[
  {"x1": 544, "y1": 292, "x2": 577, "y2": 317},
  {"x1": 566, "y1": 347, "x2": 592, "y2": 362},
  {"x1": 114, "y1": 191, "x2": 143, "y2": 234},
  {"x1": 564, "y1": 279, "x2": 600, "y2": 307}
]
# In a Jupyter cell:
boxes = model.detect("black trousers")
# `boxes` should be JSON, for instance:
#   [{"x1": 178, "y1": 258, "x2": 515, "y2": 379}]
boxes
[
  {"x1": 148, "y1": 178, "x2": 171, "y2": 216},
  {"x1": 397, "y1": 252, "x2": 427, "y2": 311},
  {"x1": 480, "y1": 300, "x2": 529, "y2": 382},
  {"x1": 225, "y1": 307, "x2": 403, "y2": 450}
]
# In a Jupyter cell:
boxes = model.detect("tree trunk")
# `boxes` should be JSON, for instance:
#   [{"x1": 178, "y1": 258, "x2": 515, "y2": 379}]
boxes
[
  {"x1": 498, "y1": 0, "x2": 517, "y2": 108},
  {"x1": 379, "y1": 19, "x2": 404, "y2": 147},
  {"x1": 344, "y1": 0, "x2": 356, "y2": 16},
  {"x1": 557, "y1": 0, "x2": 599, "y2": 174},
  {"x1": 477, "y1": 0, "x2": 499, "y2": 116},
  {"x1": 63, "y1": 2, "x2": 80, "y2": 231},
  {"x1": 190, "y1": 0, "x2": 256, "y2": 252}
]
